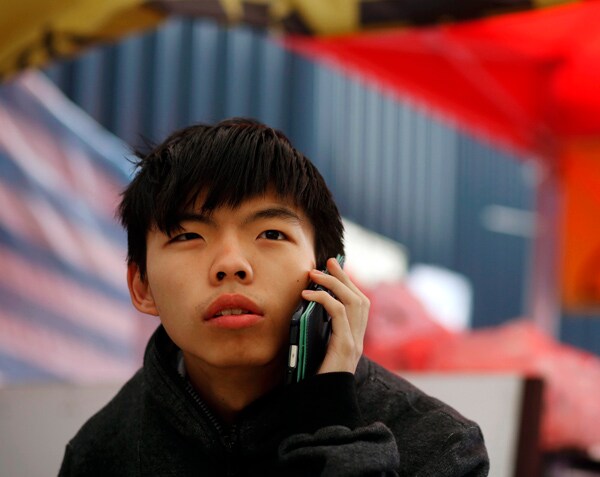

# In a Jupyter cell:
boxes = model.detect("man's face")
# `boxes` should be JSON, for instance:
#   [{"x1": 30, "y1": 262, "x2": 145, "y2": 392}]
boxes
[{"x1": 129, "y1": 192, "x2": 316, "y2": 374}]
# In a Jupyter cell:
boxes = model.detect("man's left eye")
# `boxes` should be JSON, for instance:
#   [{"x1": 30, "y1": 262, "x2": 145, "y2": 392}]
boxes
[{"x1": 259, "y1": 230, "x2": 286, "y2": 240}]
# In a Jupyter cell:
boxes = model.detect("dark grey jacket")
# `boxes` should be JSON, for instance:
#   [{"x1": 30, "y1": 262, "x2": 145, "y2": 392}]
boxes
[{"x1": 59, "y1": 326, "x2": 489, "y2": 476}]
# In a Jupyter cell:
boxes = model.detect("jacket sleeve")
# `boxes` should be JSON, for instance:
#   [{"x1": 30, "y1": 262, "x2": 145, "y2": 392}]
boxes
[
  {"x1": 278, "y1": 372, "x2": 400, "y2": 476},
  {"x1": 277, "y1": 372, "x2": 489, "y2": 477},
  {"x1": 58, "y1": 443, "x2": 75, "y2": 476},
  {"x1": 411, "y1": 423, "x2": 489, "y2": 477}
]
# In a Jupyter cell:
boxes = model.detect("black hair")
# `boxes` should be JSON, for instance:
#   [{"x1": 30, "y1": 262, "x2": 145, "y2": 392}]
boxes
[{"x1": 118, "y1": 118, "x2": 344, "y2": 278}]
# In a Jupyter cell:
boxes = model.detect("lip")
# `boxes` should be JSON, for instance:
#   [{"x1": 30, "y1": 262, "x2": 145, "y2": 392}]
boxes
[{"x1": 204, "y1": 294, "x2": 264, "y2": 329}]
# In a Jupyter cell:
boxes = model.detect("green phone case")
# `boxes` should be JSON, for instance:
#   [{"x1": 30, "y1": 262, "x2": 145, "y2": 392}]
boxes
[{"x1": 287, "y1": 254, "x2": 344, "y2": 384}]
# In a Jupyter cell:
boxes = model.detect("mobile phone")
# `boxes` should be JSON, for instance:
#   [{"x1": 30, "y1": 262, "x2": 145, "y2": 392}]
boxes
[{"x1": 286, "y1": 255, "x2": 345, "y2": 384}]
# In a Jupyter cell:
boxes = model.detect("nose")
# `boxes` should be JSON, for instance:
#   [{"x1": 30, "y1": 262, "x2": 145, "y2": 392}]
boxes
[
  {"x1": 209, "y1": 241, "x2": 253, "y2": 285},
  {"x1": 216, "y1": 270, "x2": 246, "y2": 281}
]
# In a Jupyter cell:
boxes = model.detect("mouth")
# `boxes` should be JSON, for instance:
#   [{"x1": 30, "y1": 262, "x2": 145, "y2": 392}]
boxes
[
  {"x1": 205, "y1": 294, "x2": 264, "y2": 329},
  {"x1": 213, "y1": 308, "x2": 253, "y2": 317}
]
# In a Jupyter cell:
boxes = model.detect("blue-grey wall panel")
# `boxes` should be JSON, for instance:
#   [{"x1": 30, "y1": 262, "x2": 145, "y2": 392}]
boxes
[{"x1": 454, "y1": 138, "x2": 535, "y2": 327}]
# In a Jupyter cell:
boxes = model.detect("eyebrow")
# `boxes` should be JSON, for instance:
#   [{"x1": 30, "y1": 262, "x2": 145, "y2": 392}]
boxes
[
  {"x1": 174, "y1": 206, "x2": 302, "y2": 228},
  {"x1": 174, "y1": 212, "x2": 216, "y2": 226},
  {"x1": 242, "y1": 206, "x2": 303, "y2": 226}
]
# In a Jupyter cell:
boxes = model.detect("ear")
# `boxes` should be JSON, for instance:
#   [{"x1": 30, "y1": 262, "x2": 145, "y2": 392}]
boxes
[{"x1": 127, "y1": 262, "x2": 159, "y2": 316}]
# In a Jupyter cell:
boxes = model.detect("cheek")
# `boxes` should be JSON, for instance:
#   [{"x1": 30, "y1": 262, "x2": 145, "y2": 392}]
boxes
[
  {"x1": 146, "y1": 266, "x2": 189, "y2": 316},
  {"x1": 279, "y1": 270, "x2": 311, "y2": 312},
  {"x1": 147, "y1": 251, "x2": 193, "y2": 288}
]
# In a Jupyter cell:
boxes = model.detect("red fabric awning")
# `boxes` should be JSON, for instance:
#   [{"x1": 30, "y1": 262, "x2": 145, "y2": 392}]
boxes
[{"x1": 285, "y1": 1, "x2": 600, "y2": 159}]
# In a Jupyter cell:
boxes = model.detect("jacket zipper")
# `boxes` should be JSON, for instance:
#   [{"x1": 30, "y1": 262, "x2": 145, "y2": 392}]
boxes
[{"x1": 182, "y1": 378, "x2": 239, "y2": 452}]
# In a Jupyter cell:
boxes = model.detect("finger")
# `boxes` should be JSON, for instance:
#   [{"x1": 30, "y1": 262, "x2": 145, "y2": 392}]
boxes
[
  {"x1": 305, "y1": 272, "x2": 369, "y2": 348},
  {"x1": 308, "y1": 267, "x2": 366, "y2": 307},
  {"x1": 302, "y1": 289, "x2": 358, "y2": 374},
  {"x1": 311, "y1": 257, "x2": 369, "y2": 311},
  {"x1": 308, "y1": 267, "x2": 370, "y2": 333},
  {"x1": 324, "y1": 257, "x2": 365, "y2": 297},
  {"x1": 300, "y1": 288, "x2": 351, "y2": 337}
]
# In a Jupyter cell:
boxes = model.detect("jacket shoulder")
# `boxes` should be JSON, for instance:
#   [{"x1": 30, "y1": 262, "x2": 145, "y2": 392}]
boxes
[
  {"x1": 357, "y1": 358, "x2": 489, "y2": 476},
  {"x1": 357, "y1": 357, "x2": 476, "y2": 425},
  {"x1": 59, "y1": 370, "x2": 144, "y2": 476}
]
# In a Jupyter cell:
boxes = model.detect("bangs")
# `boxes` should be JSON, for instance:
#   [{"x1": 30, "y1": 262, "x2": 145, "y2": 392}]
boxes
[{"x1": 155, "y1": 123, "x2": 311, "y2": 235}]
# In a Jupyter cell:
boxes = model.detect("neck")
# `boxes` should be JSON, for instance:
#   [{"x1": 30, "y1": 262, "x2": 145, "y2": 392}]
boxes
[{"x1": 182, "y1": 352, "x2": 285, "y2": 424}]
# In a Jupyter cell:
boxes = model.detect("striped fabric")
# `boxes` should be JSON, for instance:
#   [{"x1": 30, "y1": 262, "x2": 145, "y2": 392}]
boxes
[{"x1": 0, "y1": 72, "x2": 152, "y2": 385}]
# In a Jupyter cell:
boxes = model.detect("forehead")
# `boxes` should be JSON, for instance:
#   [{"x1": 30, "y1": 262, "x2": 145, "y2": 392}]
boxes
[{"x1": 188, "y1": 190, "x2": 294, "y2": 214}]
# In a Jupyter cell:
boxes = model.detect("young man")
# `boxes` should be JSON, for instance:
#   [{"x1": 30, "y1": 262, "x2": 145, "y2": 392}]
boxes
[{"x1": 59, "y1": 118, "x2": 489, "y2": 476}]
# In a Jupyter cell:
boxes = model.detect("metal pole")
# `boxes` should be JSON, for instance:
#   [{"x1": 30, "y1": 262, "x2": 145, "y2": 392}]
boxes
[{"x1": 528, "y1": 158, "x2": 562, "y2": 336}]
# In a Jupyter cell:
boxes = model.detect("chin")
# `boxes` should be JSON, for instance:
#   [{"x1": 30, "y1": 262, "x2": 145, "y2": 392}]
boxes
[
  {"x1": 203, "y1": 345, "x2": 286, "y2": 371},
  {"x1": 214, "y1": 354, "x2": 281, "y2": 370}
]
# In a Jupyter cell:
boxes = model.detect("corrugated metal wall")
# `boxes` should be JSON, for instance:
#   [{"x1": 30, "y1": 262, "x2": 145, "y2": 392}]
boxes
[{"x1": 44, "y1": 17, "x2": 600, "y2": 354}]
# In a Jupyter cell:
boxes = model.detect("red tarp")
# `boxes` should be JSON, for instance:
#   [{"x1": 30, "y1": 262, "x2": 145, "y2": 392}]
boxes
[
  {"x1": 363, "y1": 282, "x2": 600, "y2": 452},
  {"x1": 285, "y1": 1, "x2": 600, "y2": 158}
]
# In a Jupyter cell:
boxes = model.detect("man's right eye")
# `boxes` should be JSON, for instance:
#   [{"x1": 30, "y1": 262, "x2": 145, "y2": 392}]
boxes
[{"x1": 171, "y1": 232, "x2": 202, "y2": 242}]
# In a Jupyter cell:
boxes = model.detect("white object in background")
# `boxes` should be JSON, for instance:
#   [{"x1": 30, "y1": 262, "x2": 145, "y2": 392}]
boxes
[
  {"x1": 342, "y1": 219, "x2": 408, "y2": 286},
  {"x1": 406, "y1": 264, "x2": 472, "y2": 331}
]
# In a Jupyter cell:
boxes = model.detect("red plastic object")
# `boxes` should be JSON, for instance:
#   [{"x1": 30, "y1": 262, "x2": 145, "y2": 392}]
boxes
[{"x1": 364, "y1": 283, "x2": 600, "y2": 452}]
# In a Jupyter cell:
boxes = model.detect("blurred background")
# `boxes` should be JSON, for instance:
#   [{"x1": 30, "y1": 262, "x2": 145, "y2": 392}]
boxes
[{"x1": 1, "y1": 1, "x2": 600, "y2": 476}]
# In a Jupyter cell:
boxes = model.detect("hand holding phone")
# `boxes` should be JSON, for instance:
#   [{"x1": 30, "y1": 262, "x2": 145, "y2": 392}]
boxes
[{"x1": 286, "y1": 255, "x2": 345, "y2": 384}]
